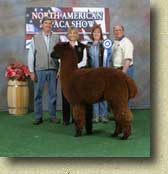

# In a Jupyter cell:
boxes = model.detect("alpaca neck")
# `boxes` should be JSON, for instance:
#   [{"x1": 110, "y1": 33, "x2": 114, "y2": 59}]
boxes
[{"x1": 60, "y1": 50, "x2": 78, "y2": 82}]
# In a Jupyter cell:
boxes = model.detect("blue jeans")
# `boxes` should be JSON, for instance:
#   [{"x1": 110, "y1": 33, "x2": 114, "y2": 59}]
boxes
[
  {"x1": 127, "y1": 65, "x2": 134, "y2": 78},
  {"x1": 93, "y1": 101, "x2": 108, "y2": 117},
  {"x1": 34, "y1": 70, "x2": 57, "y2": 120}
]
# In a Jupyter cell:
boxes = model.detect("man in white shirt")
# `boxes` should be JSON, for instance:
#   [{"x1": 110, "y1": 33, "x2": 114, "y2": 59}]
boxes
[{"x1": 112, "y1": 25, "x2": 134, "y2": 77}]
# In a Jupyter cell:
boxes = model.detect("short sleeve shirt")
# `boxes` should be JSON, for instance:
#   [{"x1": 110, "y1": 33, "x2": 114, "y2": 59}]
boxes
[{"x1": 112, "y1": 37, "x2": 134, "y2": 67}]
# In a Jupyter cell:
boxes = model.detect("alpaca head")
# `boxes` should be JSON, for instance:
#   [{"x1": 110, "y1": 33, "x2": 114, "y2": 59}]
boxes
[
  {"x1": 51, "y1": 42, "x2": 71, "y2": 59},
  {"x1": 51, "y1": 42, "x2": 78, "y2": 69}
]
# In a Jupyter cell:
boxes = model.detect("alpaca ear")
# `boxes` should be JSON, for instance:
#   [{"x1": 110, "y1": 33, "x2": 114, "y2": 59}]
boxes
[
  {"x1": 50, "y1": 45, "x2": 61, "y2": 59},
  {"x1": 63, "y1": 42, "x2": 68, "y2": 47},
  {"x1": 50, "y1": 49, "x2": 60, "y2": 59},
  {"x1": 51, "y1": 42, "x2": 69, "y2": 59}
]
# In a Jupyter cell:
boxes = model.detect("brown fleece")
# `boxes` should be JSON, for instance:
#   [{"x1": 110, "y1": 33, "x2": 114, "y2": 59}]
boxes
[{"x1": 51, "y1": 42, "x2": 138, "y2": 139}]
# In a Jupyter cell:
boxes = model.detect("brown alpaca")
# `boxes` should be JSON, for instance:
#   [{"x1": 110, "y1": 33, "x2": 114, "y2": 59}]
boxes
[{"x1": 51, "y1": 42, "x2": 138, "y2": 139}]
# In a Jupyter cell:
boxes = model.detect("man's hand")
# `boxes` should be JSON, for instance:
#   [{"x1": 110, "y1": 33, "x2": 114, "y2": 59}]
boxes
[
  {"x1": 56, "y1": 71, "x2": 60, "y2": 79},
  {"x1": 30, "y1": 72, "x2": 37, "y2": 81},
  {"x1": 122, "y1": 59, "x2": 131, "y2": 73}
]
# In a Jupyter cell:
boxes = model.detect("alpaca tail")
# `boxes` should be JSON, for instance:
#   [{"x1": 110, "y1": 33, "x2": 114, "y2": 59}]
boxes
[{"x1": 125, "y1": 76, "x2": 138, "y2": 99}]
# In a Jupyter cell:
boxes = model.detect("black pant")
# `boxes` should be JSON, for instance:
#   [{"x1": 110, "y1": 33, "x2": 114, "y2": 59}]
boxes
[
  {"x1": 62, "y1": 92, "x2": 71, "y2": 124},
  {"x1": 85, "y1": 104, "x2": 93, "y2": 134}
]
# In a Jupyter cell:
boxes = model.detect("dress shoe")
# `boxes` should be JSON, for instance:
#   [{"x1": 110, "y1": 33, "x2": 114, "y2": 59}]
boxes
[
  {"x1": 71, "y1": 118, "x2": 74, "y2": 123},
  {"x1": 92, "y1": 116, "x2": 99, "y2": 123},
  {"x1": 100, "y1": 117, "x2": 109, "y2": 123},
  {"x1": 63, "y1": 122, "x2": 70, "y2": 126},
  {"x1": 33, "y1": 118, "x2": 43, "y2": 125},
  {"x1": 49, "y1": 118, "x2": 60, "y2": 124}
]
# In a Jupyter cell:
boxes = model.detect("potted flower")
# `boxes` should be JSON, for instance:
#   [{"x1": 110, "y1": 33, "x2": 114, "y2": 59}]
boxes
[
  {"x1": 5, "y1": 62, "x2": 30, "y2": 81},
  {"x1": 5, "y1": 62, "x2": 30, "y2": 115}
]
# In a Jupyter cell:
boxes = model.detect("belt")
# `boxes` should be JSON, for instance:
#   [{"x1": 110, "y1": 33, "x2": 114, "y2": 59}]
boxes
[{"x1": 116, "y1": 64, "x2": 133, "y2": 70}]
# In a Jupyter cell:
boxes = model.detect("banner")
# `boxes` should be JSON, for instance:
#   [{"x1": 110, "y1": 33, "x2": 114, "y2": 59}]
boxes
[{"x1": 26, "y1": 7, "x2": 110, "y2": 48}]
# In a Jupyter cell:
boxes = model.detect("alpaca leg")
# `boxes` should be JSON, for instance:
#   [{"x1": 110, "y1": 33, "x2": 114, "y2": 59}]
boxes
[
  {"x1": 111, "y1": 121, "x2": 122, "y2": 137},
  {"x1": 119, "y1": 109, "x2": 133, "y2": 140},
  {"x1": 85, "y1": 104, "x2": 93, "y2": 135},
  {"x1": 121, "y1": 123, "x2": 131, "y2": 140},
  {"x1": 110, "y1": 104, "x2": 133, "y2": 140},
  {"x1": 72, "y1": 104, "x2": 85, "y2": 137},
  {"x1": 108, "y1": 104, "x2": 122, "y2": 137}
]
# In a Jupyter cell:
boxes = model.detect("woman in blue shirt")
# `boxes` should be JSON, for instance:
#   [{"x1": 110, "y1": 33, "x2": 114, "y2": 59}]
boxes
[{"x1": 87, "y1": 24, "x2": 111, "y2": 123}]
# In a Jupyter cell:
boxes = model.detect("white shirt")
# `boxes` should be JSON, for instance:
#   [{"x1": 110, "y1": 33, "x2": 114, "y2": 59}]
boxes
[
  {"x1": 112, "y1": 37, "x2": 134, "y2": 67},
  {"x1": 43, "y1": 32, "x2": 50, "y2": 52},
  {"x1": 27, "y1": 37, "x2": 35, "y2": 72},
  {"x1": 72, "y1": 41, "x2": 87, "y2": 69}
]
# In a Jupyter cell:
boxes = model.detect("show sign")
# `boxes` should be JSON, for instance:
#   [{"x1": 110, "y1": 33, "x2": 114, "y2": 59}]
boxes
[{"x1": 26, "y1": 7, "x2": 110, "y2": 48}]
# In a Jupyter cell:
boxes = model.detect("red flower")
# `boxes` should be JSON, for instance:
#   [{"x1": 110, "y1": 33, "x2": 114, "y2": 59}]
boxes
[{"x1": 5, "y1": 62, "x2": 30, "y2": 81}]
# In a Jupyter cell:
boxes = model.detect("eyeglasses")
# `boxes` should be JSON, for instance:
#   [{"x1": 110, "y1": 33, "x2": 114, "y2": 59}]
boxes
[{"x1": 114, "y1": 29, "x2": 123, "y2": 32}]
